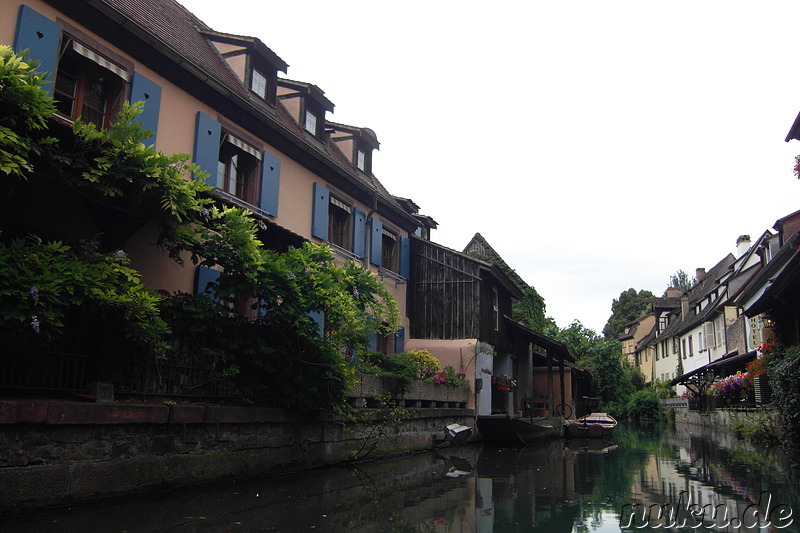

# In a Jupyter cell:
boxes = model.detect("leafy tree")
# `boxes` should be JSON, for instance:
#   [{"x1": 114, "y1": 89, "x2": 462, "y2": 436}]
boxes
[
  {"x1": 602, "y1": 288, "x2": 655, "y2": 340},
  {"x1": 547, "y1": 320, "x2": 632, "y2": 415},
  {"x1": 667, "y1": 270, "x2": 694, "y2": 293}
]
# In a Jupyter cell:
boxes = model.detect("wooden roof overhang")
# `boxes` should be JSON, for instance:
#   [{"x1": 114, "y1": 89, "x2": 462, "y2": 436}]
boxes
[{"x1": 503, "y1": 317, "x2": 574, "y2": 363}]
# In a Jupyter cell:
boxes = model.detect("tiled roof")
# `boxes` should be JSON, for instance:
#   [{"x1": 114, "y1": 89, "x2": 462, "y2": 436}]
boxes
[{"x1": 75, "y1": 0, "x2": 416, "y2": 229}]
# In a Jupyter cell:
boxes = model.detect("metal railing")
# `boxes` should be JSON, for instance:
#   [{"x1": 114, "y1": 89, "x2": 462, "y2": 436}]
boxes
[
  {"x1": 110, "y1": 358, "x2": 235, "y2": 402},
  {"x1": 0, "y1": 349, "x2": 95, "y2": 394}
]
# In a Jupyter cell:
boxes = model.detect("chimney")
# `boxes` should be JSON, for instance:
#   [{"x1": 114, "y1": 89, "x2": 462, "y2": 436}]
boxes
[
  {"x1": 666, "y1": 287, "x2": 680, "y2": 298},
  {"x1": 681, "y1": 293, "x2": 689, "y2": 320},
  {"x1": 695, "y1": 268, "x2": 706, "y2": 283},
  {"x1": 736, "y1": 235, "x2": 751, "y2": 258}
]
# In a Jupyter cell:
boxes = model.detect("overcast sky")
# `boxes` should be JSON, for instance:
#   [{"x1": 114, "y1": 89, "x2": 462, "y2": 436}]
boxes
[{"x1": 179, "y1": 0, "x2": 800, "y2": 334}]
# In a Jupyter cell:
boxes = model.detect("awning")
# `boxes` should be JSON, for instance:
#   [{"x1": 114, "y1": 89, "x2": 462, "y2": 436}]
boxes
[
  {"x1": 222, "y1": 133, "x2": 261, "y2": 160},
  {"x1": 669, "y1": 350, "x2": 757, "y2": 386},
  {"x1": 71, "y1": 40, "x2": 129, "y2": 80}
]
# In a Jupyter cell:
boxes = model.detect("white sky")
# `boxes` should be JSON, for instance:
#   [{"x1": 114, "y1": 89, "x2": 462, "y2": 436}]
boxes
[{"x1": 180, "y1": 0, "x2": 800, "y2": 334}]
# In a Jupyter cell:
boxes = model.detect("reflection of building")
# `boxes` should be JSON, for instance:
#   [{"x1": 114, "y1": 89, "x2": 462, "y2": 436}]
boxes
[{"x1": 475, "y1": 442, "x2": 579, "y2": 531}]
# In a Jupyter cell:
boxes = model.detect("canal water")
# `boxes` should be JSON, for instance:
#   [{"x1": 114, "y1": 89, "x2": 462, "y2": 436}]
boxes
[{"x1": 6, "y1": 422, "x2": 800, "y2": 532}]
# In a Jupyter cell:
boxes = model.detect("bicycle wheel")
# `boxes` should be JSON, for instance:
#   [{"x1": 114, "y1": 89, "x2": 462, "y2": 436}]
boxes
[{"x1": 553, "y1": 403, "x2": 573, "y2": 419}]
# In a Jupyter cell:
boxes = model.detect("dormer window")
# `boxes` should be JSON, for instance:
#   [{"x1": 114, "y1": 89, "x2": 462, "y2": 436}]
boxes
[
  {"x1": 304, "y1": 109, "x2": 319, "y2": 136},
  {"x1": 250, "y1": 68, "x2": 268, "y2": 100},
  {"x1": 356, "y1": 149, "x2": 366, "y2": 171}
]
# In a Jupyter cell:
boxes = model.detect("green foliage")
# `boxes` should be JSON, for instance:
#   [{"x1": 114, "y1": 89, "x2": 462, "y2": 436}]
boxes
[
  {"x1": 433, "y1": 365, "x2": 469, "y2": 388},
  {"x1": 730, "y1": 411, "x2": 779, "y2": 445},
  {"x1": 625, "y1": 389, "x2": 662, "y2": 421},
  {"x1": 359, "y1": 352, "x2": 420, "y2": 386},
  {"x1": 513, "y1": 285, "x2": 548, "y2": 332},
  {"x1": 403, "y1": 349, "x2": 440, "y2": 379},
  {"x1": 0, "y1": 236, "x2": 166, "y2": 349},
  {"x1": 667, "y1": 270, "x2": 694, "y2": 293},
  {"x1": 0, "y1": 46, "x2": 57, "y2": 179},
  {"x1": 769, "y1": 345, "x2": 800, "y2": 449},
  {"x1": 548, "y1": 320, "x2": 639, "y2": 417},
  {"x1": 602, "y1": 288, "x2": 655, "y2": 340},
  {"x1": 1, "y1": 46, "x2": 400, "y2": 412},
  {"x1": 342, "y1": 396, "x2": 412, "y2": 462},
  {"x1": 160, "y1": 242, "x2": 399, "y2": 412}
]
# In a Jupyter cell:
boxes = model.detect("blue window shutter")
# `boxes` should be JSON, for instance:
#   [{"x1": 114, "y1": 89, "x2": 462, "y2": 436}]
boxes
[
  {"x1": 195, "y1": 266, "x2": 220, "y2": 302},
  {"x1": 399, "y1": 235, "x2": 410, "y2": 279},
  {"x1": 309, "y1": 311, "x2": 324, "y2": 336},
  {"x1": 353, "y1": 207, "x2": 366, "y2": 258},
  {"x1": 368, "y1": 332, "x2": 378, "y2": 352},
  {"x1": 193, "y1": 112, "x2": 221, "y2": 187},
  {"x1": 394, "y1": 327, "x2": 405, "y2": 354},
  {"x1": 129, "y1": 73, "x2": 162, "y2": 146},
  {"x1": 14, "y1": 6, "x2": 61, "y2": 95},
  {"x1": 370, "y1": 218, "x2": 383, "y2": 267},
  {"x1": 311, "y1": 182, "x2": 329, "y2": 240},
  {"x1": 259, "y1": 150, "x2": 281, "y2": 217}
]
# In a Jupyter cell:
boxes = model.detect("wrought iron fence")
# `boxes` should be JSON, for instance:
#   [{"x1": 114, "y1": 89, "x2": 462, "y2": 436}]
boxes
[
  {"x1": 110, "y1": 357, "x2": 236, "y2": 402},
  {"x1": 0, "y1": 349, "x2": 95, "y2": 394}
]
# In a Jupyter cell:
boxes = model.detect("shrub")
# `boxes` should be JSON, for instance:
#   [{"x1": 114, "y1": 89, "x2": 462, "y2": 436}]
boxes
[
  {"x1": 433, "y1": 365, "x2": 469, "y2": 388},
  {"x1": 625, "y1": 389, "x2": 662, "y2": 421},
  {"x1": 402, "y1": 349, "x2": 440, "y2": 379},
  {"x1": 730, "y1": 412, "x2": 779, "y2": 444},
  {"x1": 769, "y1": 345, "x2": 800, "y2": 449}
]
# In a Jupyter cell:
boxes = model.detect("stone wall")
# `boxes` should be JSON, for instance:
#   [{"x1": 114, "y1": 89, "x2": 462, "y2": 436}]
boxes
[
  {"x1": 665, "y1": 400, "x2": 779, "y2": 430},
  {"x1": 0, "y1": 377, "x2": 473, "y2": 513}
]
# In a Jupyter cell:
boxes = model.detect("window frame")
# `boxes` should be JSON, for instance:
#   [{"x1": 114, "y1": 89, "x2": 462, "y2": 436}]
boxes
[
  {"x1": 304, "y1": 108, "x2": 319, "y2": 137},
  {"x1": 53, "y1": 37, "x2": 128, "y2": 129},
  {"x1": 250, "y1": 68, "x2": 268, "y2": 100},
  {"x1": 216, "y1": 133, "x2": 262, "y2": 206},
  {"x1": 381, "y1": 227, "x2": 400, "y2": 273},
  {"x1": 328, "y1": 196, "x2": 353, "y2": 250}
]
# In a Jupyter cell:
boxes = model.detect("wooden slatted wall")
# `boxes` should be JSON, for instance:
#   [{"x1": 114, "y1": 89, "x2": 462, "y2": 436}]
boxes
[{"x1": 410, "y1": 238, "x2": 481, "y2": 339}]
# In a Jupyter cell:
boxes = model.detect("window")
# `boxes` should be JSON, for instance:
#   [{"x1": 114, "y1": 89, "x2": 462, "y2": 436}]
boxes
[
  {"x1": 251, "y1": 68, "x2": 268, "y2": 99},
  {"x1": 381, "y1": 229, "x2": 399, "y2": 272},
  {"x1": 217, "y1": 134, "x2": 261, "y2": 205},
  {"x1": 492, "y1": 287, "x2": 499, "y2": 331},
  {"x1": 328, "y1": 197, "x2": 352, "y2": 249},
  {"x1": 54, "y1": 39, "x2": 126, "y2": 129},
  {"x1": 356, "y1": 149, "x2": 366, "y2": 171},
  {"x1": 688, "y1": 336, "x2": 694, "y2": 356},
  {"x1": 658, "y1": 315, "x2": 668, "y2": 332},
  {"x1": 682, "y1": 338, "x2": 687, "y2": 358},
  {"x1": 304, "y1": 109, "x2": 318, "y2": 136}
]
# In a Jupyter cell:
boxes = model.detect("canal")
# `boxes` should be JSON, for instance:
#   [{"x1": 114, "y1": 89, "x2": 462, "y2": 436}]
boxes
[{"x1": 6, "y1": 421, "x2": 800, "y2": 532}]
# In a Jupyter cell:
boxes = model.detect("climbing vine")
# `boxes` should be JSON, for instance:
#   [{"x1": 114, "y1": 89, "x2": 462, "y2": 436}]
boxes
[{"x1": 1, "y1": 46, "x2": 399, "y2": 411}]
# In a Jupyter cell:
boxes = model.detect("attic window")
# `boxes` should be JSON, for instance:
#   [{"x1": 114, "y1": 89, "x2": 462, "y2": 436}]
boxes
[
  {"x1": 304, "y1": 109, "x2": 318, "y2": 136},
  {"x1": 251, "y1": 68, "x2": 268, "y2": 99}
]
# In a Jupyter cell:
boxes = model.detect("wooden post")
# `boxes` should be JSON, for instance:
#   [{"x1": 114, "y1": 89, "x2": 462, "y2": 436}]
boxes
[{"x1": 546, "y1": 349, "x2": 553, "y2": 416}]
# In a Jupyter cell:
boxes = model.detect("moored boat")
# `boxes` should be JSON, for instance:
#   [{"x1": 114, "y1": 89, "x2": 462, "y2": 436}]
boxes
[
  {"x1": 565, "y1": 412, "x2": 617, "y2": 438},
  {"x1": 477, "y1": 414, "x2": 562, "y2": 445}
]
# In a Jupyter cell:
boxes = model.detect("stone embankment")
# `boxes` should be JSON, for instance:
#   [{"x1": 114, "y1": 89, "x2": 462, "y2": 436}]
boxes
[{"x1": 0, "y1": 375, "x2": 473, "y2": 513}]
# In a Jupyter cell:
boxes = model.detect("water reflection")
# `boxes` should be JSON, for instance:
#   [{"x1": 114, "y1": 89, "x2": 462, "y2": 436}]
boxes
[{"x1": 6, "y1": 423, "x2": 800, "y2": 532}]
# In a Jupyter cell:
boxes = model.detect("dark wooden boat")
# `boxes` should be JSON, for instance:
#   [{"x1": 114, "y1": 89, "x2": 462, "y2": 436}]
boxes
[
  {"x1": 477, "y1": 414, "x2": 561, "y2": 445},
  {"x1": 565, "y1": 412, "x2": 617, "y2": 438}
]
